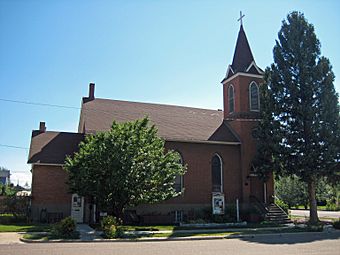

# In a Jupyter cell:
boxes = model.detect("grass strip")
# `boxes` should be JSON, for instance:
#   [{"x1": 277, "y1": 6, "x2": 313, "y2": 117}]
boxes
[{"x1": 0, "y1": 224, "x2": 50, "y2": 233}]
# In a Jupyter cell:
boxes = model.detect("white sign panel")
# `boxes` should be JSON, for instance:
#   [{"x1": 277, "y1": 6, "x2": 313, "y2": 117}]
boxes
[{"x1": 212, "y1": 194, "x2": 225, "y2": 215}]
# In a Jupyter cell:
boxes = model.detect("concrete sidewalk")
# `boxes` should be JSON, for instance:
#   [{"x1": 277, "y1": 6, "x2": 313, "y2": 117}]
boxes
[
  {"x1": 76, "y1": 224, "x2": 102, "y2": 241},
  {"x1": 290, "y1": 210, "x2": 340, "y2": 219},
  {"x1": 0, "y1": 232, "x2": 23, "y2": 244}
]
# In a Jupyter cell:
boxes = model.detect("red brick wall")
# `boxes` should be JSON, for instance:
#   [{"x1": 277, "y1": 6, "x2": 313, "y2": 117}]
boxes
[
  {"x1": 222, "y1": 74, "x2": 274, "y2": 203},
  {"x1": 223, "y1": 75, "x2": 263, "y2": 118},
  {"x1": 31, "y1": 165, "x2": 72, "y2": 221},
  {"x1": 164, "y1": 141, "x2": 242, "y2": 204}
]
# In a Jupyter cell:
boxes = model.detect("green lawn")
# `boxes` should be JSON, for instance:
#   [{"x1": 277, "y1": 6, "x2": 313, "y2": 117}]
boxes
[
  {"x1": 23, "y1": 233, "x2": 49, "y2": 240},
  {"x1": 292, "y1": 205, "x2": 339, "y2": 211},
  {"x1": 116, "y1": 222, "x2": 281, "y2": 232},
  {"x1": 90, "y1": 224, "x2": 175, "y2": 232},
  {"x1": 122, "y1": 225, "x2": 175, "y2": 231},
  {"x1": 0, "y1": 224, "x2": 50, "y2": 233},
  {"x1": 123, "y1": 226, "x2": 322, "y2": 239}
]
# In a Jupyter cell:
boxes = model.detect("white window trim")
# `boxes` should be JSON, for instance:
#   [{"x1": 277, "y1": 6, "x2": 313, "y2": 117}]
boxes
[
  {"x1": 249, "y1": 81, "x2": 260, "y2": 112},
  {"x1": 228, "y1": 84, "x2": 235, "y2": 113}
]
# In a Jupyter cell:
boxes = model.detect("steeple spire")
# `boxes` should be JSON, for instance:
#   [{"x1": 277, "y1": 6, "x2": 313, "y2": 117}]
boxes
[
  {"x1": 222, "y1": 15, "x2": 263, "y2": 82},
  {"x1": 231, "y1": 23, "x2": 254, "y2": 74}
]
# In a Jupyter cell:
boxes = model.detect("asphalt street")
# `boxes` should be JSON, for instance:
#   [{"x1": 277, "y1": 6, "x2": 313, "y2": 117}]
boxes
[{"x1": 0, "y1": 231, "x2": 339, "y2": 255}]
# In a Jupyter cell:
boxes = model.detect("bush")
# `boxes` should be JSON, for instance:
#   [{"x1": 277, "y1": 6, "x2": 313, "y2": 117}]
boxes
[
  {"x1": 326, "y1": 201, "x2": 340, "y2": 211},
  {"x1": 101, "y1": 216, "x2": 123, "y2": 238},
  {"x1": 51, "y1": 217, "x2": 78, "y2": 239},
  {"x1": 333, "y1": 220, "x2": 340, "y2": 230},
  {"x1": 0, "y1": 214, "x2": 26, "y2": 224}
]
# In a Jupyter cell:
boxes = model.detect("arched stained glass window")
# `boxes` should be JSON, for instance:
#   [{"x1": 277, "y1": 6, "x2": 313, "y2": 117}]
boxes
[
  {"x1": 228, "y1": 85, "x2": 235, "y2": 113},
  {"x1": 212, "y1": 154, "x2": 223, "y2": 192},
  {"x1": 249, "y1": 82, "x2": 260, "y2": 111}
]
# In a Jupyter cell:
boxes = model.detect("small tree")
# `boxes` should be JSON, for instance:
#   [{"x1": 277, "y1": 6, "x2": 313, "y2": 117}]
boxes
[
  {"x1": 65, "y1": 117, "x2": 186, "y2": 220},
  {"x1": 254, "y1": 12, "x2": 340, "y2": 224}
]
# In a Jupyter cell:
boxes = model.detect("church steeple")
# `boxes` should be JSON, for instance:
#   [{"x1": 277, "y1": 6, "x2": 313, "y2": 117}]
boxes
[
  {"x1": 231, "y1": 25, "x2": 254, "y2": 74},
  {"x1": 221, "y1": 17, "x2": 264, "y2": 119},
  {"x1": 223, "y1": 23, "x2": 263, "y2": 82}
]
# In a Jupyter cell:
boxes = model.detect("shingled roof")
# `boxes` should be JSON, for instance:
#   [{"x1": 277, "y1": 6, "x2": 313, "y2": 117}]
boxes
[
  {"x1": 28, "y1": 131, "x2": 84, "y2": 164},
  {"x1": 78, "y1": 98, "x2": 240, "y2": 143}
]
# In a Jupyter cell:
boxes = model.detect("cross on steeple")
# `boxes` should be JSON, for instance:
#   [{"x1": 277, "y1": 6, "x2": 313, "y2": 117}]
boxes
[{"x1": 237, "y1": 11, "x2": 245, "y2": 26}]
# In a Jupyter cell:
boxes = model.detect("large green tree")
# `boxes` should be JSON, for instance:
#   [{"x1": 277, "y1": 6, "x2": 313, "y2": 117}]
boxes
[
  {"x1": 65, "y1": 117, "x2": 186, "y2": 220},
  {"x1": 254, "y1": 12, "x2": 340, "y2": 224},
  {"x1": 275, "y1": 176, "x2": 336, "y2": 209},
  {"x1": 275, "y1": 175, "x2": 308, "y2": 209}
]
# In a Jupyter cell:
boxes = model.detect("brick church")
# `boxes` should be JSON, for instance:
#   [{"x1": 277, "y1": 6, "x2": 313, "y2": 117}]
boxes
[{"x1": 28, "y1": 23, "x2": 274, "y2": 224}]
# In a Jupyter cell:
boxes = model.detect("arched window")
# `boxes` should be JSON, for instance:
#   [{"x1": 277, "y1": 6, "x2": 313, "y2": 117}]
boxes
[
  {"x1": 249, "y1": 82, "x2": 260, "y2": 111},
  {"x1": 174, "y1": 152, "x2": 184, "y2": 193},
  {"x1": 211, "y1": 154, "x2": 223, "y2": 193},
  {"x1": 228, "y1": 85, "x2": 235, "y2": 113}
]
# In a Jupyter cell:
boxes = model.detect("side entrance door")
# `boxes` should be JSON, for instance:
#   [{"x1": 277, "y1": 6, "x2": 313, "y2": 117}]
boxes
[{"x1": 71, "y1": 194, "x2": 84, "y2": 223}]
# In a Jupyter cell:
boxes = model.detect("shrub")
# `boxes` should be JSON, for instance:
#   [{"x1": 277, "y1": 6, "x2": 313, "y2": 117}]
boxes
[
  {"x1": 101, "y1": 216, "x2": 123, "y2": 238},
  {"x1": 325, "y1": 201, "x2": 340, "y2": 211},
  {"x1": 0, "y1": 213, "x2": 26, "y2": 224},
  {"x1": 51, "y1": 217, "x2": 78, "y2": 239},
  {"x1": 333, "y1": 219, "x2": 340, "y2": 230}
]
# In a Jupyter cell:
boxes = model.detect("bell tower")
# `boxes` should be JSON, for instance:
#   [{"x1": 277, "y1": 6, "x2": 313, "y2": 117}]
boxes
[
  {"x1": 221, "y1": 17, "x2": 273, "y2": 204},
  {"x1": 221, "y1": 22, "x2": 264, "y2": 119}
]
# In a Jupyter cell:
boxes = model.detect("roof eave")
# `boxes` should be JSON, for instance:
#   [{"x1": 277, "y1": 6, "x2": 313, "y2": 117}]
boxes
[{"x1": 221, "y1": 72, "x2": 263, "y2": 85}]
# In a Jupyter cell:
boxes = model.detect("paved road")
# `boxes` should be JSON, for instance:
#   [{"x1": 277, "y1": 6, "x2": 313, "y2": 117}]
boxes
[
  {"x1": 290, "y1": 210, "x2": 340, "y2": 219},
  {"x1": 0, "y1": 231, "x2": 339, "y2": 255}
]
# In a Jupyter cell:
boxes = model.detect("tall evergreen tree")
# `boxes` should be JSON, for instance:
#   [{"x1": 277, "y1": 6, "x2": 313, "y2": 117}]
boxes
[{"x1": 254, "y1": 12, "x2": 340, "y2": 224}]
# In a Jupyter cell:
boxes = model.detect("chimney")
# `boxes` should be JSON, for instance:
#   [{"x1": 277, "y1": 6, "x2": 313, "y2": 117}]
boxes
[
  {"x1": 89, "y1": 83, "x2": 95, "y2": 100},
  {"x1": 39, "y1": 122, "x2": 46, "y2": 133}
]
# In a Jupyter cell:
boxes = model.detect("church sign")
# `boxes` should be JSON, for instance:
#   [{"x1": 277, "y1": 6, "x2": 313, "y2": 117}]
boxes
[{"x1": 212, "y1": 193, "x2": 225, "y2": 215}]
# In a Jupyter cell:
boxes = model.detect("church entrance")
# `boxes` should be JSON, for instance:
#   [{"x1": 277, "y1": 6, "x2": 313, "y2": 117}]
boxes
[{"x1": 250, "y1": 176, "x2": 266, "y2": 204}]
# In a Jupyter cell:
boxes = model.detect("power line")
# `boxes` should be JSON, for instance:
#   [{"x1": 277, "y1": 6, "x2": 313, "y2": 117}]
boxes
[
  {"x1": 0, "y1": 97, "x2": 114, "y2": 115},
  {"x1": 0, "y1": 144, "x2": 29, "y2": 150},
  {"x1": 0, "y1": 98, "x2": 80, "y2": 110}
]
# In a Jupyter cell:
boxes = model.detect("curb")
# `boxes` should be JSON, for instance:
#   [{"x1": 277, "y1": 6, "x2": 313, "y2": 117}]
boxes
[
  {"x1": 19, "y1": 235, "x2": 225, "y2": 243},
  {"x1": 19, "y1": 229, "x2": 339, "y2": 243}
]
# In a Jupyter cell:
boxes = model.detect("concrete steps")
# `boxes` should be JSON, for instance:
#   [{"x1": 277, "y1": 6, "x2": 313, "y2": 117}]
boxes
[{"x1": 265, "y1": 203, "x2": 292, "y2": 224}]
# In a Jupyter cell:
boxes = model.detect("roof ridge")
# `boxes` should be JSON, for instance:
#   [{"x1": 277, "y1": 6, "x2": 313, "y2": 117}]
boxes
[
  {"x1": 32, "y1": 130, "x2": 84, "y2": 135},
  {"x1": 86, "y1": 98, "x2": 224, "y2": 113}
]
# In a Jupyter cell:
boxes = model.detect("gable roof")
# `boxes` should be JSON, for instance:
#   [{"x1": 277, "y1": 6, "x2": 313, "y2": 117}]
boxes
[
  {"x1": 79, "y1": 98, "x2": 239, "y2": 143},
  {"x1": 28, "y1": 131, "x2": 84, "y2": 164}
]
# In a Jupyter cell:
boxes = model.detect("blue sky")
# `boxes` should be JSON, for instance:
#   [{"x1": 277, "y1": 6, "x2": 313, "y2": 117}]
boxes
[{"x1": 1, "y1": 0, "x2": 339, "y2": 186}]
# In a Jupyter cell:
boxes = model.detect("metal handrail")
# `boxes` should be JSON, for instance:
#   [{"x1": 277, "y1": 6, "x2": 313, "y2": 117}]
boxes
[{"x1": 272, "y1": 195, "x2": 290, "y2": 218}]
